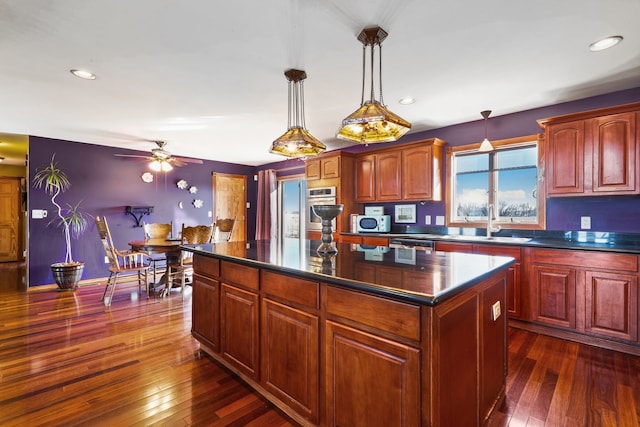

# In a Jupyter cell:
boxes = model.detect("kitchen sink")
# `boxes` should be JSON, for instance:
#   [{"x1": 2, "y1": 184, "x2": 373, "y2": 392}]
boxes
[{"x1": 445, "y1": 235, "x2": 532, "y2": 243}]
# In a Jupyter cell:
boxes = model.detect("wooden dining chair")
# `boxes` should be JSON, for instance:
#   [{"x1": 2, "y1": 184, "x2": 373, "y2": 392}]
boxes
[
  {"x1": 95, "y1": 216, "x2": 150, "y2": 307},
  {"x1": 213, "y1": 216, "x2": 236, "y2": 242},
  {"x1": 141, "y1": 221, "x2": 173, "y2": 283},
  {"x1": 167, "y1": 223, "x2": 213, "y2": 299}
]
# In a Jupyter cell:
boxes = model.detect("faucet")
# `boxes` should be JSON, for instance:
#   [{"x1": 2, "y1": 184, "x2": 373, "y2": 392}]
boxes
[{"x1": 487, "y1": 204, "x2": 501, "y2": 238}]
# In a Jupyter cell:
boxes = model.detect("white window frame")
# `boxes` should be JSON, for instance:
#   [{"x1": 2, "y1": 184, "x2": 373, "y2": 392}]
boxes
[{"x1": 446, "y1": 134, "x2": 546, "y2": 230}]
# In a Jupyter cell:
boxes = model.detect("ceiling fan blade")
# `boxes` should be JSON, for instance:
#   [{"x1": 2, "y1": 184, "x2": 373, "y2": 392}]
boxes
[
  {"x1": 114, "y1": 154, "x2": 152, "y2": 160},
  {"x1": 171, "y1": 159, "x2": 188, "y2": 167},
  {"x1": 174, "y1": 156, "x2": 204, "y2": 164}
]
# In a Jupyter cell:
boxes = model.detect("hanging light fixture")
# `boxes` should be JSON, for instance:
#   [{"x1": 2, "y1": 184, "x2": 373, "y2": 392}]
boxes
[
  {"x1": 149, "y1": 159, "x2": 173, "y2": 172},
  {"x1": 270, "y1": 69, "x2": 326, "y2": 158},
  {"x1": 478, "y1": 110, "x2": 494, "y2": 152},
  {"x1": 336, "y1": 26, "x2": 411, "y2": 145}
]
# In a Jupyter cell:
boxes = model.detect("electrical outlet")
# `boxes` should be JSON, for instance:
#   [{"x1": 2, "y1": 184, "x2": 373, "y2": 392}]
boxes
[
  {"x1": 580, "y1": 216, "x2": 591, "y2": 229},
  {"x1": 104, "y1": 256, "x2": 109, "y2": 264},
  {"x1": 435, "y1": 216, "x2": 445, "y2": 226},
  {"x1": 491, "y1": 301, "x2": 501, "y2": 321}
]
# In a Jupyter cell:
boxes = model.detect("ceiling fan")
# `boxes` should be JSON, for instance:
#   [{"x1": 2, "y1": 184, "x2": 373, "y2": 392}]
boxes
[{"x1": 114, "y1": 140, "x2": 203, "y2": 171}]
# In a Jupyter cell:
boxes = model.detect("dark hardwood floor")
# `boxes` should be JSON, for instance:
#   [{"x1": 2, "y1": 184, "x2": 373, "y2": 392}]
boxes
[{"x1": 1, "y1": 262, "x2": 639, "y2": 426}]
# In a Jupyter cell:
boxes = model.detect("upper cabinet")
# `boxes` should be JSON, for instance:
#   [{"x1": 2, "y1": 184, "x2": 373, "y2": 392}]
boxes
[
  {"x1": 539, "y1": 102, "x2": 640, "y2": 197},
  {"x1": 354, "y1": 138, "x2": 445, "y2": 203},
  {"x1": 306, "y1": 155, "x2": 341, "y2": 181}
]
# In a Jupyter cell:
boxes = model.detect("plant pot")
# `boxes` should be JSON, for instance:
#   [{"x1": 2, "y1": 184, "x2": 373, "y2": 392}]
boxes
[{"x1": 51, "y1": 262, "x2": 84, "y2": 291}]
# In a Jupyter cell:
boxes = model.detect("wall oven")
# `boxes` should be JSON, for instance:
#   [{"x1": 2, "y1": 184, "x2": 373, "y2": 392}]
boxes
[{"x1": 306, "y1": 186, "x2": 337, "y2": 231}]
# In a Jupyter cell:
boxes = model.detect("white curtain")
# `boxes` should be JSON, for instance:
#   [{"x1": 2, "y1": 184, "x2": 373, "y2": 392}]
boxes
[{"x1": 255, "y1": 169, "x2": 277, "y2": 240}]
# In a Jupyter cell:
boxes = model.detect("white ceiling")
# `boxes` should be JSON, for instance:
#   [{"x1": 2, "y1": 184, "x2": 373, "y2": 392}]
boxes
[{"x1": 0, "y1": 0, "x2": 639, "y2": 166}]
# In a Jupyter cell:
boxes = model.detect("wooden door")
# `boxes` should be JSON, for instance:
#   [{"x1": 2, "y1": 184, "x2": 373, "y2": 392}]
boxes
[
  {"x1": 590, "y1": 112, "x2": 637, "y2": 194},
  {"x1": 191, "y1": 273, "x2": 220, "y2": 352},
  {"x1": 213, "y1": 173, "x2": 246, "y2": 241},
  {"x1": 354, "y1": 154, "x2": 376, "y2": 202},
  {"x1": 375, "y1": 150, "x2": 402, "y2": 201},
  {"x1": 546, "y1": 120, "x2": 585, "y2": 195},
  {"x1": 402, "y1": 145, "x2": 434, "y2": 200},
  {"x1": 220, "y1": 283, "x2": 259, "y2": 379},
  {"x1": 533, "y1": 265, "x2": 576, "y2": 329},
  {"x1": 0, "y1": 178, "x2": 21, "y2": 262}
]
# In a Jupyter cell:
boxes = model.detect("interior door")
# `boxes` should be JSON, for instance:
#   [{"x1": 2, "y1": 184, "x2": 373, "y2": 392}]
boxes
[
  {"x1": 213, "y1": 173, "x2": 246, "y2": 241},
  {"x1": 0, "y1": 177, "x2": 21, "y2": 262}
]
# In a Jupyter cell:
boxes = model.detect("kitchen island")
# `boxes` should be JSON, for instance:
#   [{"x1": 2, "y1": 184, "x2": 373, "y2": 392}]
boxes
[{"x1": 183, "y1": 240, "x2": 514, "y2": 427}]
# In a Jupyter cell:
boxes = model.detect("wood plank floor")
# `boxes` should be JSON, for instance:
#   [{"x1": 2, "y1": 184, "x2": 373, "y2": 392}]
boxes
[{"x1": 1, "y1": 266, "x2": 639, "y2": 426}]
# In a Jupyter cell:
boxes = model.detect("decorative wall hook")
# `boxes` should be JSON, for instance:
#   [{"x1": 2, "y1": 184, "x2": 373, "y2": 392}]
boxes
[{"x1": 125, "y1": 205, "x2": 154, "y2": 227}]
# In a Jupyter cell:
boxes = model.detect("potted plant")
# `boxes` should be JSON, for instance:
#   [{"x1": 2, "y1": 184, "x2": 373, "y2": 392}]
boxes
[{"x1": 33, "y1": 154, "x2": 92, "y2": 290}]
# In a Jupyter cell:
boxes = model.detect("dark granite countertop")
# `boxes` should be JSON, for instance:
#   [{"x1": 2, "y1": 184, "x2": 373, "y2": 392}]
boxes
[
  {"x1": 343, "y1": 230, "x2": 640, "y2": 254},
  {"x1": 182, "y1": 240, "x2": 514, "y2": 306}
]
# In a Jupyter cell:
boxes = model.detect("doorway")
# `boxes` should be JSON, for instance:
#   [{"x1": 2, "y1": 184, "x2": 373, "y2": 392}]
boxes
[
  {"x1": 277, "y1": 175, "x2": 305, "y2": 260},
  {"x1": 212, "y1": 172, "x2": 246, "y2": 241}
]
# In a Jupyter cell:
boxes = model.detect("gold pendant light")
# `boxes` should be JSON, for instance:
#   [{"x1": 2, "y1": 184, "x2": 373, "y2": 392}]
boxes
[
  {"x1": 270, "y1": 69, "x2": 326, "y2": 158},
  {"x1": 478, "y1": 110, "x2": 495, "y2": 152},
  {"x1": 336, "y1": 26, "x2": 411, "y2": 145}
]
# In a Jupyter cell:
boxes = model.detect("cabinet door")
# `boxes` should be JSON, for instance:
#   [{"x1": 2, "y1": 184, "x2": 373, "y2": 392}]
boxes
[
  {"x1": 355, "y1": 154, "x2": 376, "y2": 202},
  {"x1": 325, "y1": 321, "x2": 420, "y2": 427},
  {"x1": 585, "y1": 270, "x2": 638, "y2": 341},
  {"x1": 402, "y1": 145, "x2": 435, "y2": 200},
  {"x1": 261, "y1": 299, "x2": 319, "y2": 423},
  {"x1": 192, "y1": 274, "x2": 219, "y2": 352},
  {"x1": 376, "y1": 151, "x2": 402, "y2": 201},
  {"x1": 305, "y1": 159, "x2": 321, "y2": 180},
  {"x1": 473, "y1": 244, "x2": 522, "y2": 319},
  {"x1": 435, "y1": 241, "x2": 473, "y2": 253},
  {"x1": 322, "y1": 156, "x2": 340, "y2": 179},
  {"x1": 220, "y1": 284, "x2": 259, "y2": 379},
  {"x1": 590, "y1": 112, "x2": 637, "y2": 194},
  {"x1": 533, "y1": 265, "x2": 576, "y2": 329},
  {"x1": 546, "y1": 120, "x2": 585, "y2": 195}
]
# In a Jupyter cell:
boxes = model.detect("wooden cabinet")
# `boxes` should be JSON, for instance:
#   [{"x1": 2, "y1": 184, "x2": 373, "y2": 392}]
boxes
[
  {"x1": 306, "y1": 151, "x2": 358, "y2": 240},
  {"x1": 192, "y1": 273, "x2": 220, "y2": 351},
  {"x1": 354, "y1": 138, "x2": 445, "y2": 202},
  {"x1": 220, "y1": 261, "x2": 260, "y2": 379},
  {"x1": 529, "y1": 248, "x2": 639, "y2": 345},
  {"x1": 261, "y1": 271, "x2": 320, "y2": 423},
  {"x1": 306, "y1": 154, "x2": 341, "y2": 180},
  {"x1": 539, "y1": 103, "x2": 640, "y2": 197},
  {"x1": 340, "y1": 234, "x2": 389, "y2": 246},
  {"x1": 436, "y1": 241, "x2": 524, "y2": 319},
  {"x1": 354, "y1": 154, "x2": 376, "y2": 202},
  {"x1": 191, "y1": 255, "x2": 220, "y2": 352}
]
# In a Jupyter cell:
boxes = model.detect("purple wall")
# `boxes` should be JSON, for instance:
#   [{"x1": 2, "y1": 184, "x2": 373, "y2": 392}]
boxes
[
  {"x1": 340, "y1": 87, "x2": 640, "y2": 232},
  {"x1": 29, "y1": 136, "x2": 255, "y2": 286}
]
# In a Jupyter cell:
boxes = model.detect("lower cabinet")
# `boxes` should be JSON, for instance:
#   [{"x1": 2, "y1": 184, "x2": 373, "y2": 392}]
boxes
[
  {"x1": 191, "y1": 273, "x2": 219, "y2": 351},
  {"x1": 325, "y1": 321, "x2": 420, "y2": 427},
  {"x1": 261, "y1": 298, "x2": 319, "y2": 423},
  {"x1": 220, "y1": 283, "x2": 259, "y2": 379},
  {"x1": 529, "y1": 248, "x2": 639, "y2": 347}
]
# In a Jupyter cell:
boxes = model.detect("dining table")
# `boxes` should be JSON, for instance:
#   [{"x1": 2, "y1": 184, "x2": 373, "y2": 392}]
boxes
[{"x1": 128, "y1": 238, "x2": 183, "y2": 295}]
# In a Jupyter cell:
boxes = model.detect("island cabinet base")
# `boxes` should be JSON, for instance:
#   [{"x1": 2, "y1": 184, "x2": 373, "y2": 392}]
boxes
[{"x1": 191, "y1": 255, "x2": 508, "y2": 426}]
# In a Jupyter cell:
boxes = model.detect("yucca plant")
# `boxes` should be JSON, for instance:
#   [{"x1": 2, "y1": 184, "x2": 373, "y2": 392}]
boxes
[{"x1": 33, "y1": 154, "x2": 92, "y2": 265}]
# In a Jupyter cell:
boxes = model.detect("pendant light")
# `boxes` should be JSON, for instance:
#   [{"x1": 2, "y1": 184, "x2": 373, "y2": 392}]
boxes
[
  {"x1": 270, "y1": 69, "x2": 326, "y2": 158},
  {"x1": 478, "y1": 110, "x2": 494, "y2": 152},
  {"x1": 336, "y1": 26, "x2": 411, "y2": 145}
]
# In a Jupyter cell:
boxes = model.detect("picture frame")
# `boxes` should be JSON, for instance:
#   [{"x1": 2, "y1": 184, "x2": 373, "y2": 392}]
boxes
[{"x1": 394, "y1": 204, "x2": 416, "y2": 223}]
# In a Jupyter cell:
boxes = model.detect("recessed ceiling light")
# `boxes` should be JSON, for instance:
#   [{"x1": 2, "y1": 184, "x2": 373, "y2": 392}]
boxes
[
  {"x1": 399, "y1": 97, "x2": 416, "y2": 105},
  {"x1": 589, "y1": 35, "x2": 623, "y2": 52},
  {"x1": 70, "y1": 69, "x2": 97, "y2": 80}
]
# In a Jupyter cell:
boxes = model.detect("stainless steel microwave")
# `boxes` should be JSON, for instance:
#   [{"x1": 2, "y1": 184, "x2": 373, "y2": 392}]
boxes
[{"x1": 355, "y1": 215, "x2": 391, "y2": 233}]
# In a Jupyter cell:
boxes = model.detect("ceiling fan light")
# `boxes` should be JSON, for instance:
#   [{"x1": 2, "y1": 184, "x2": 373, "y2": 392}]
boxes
[
  {"x1": 160, "y1": 161, "x2": 173, "y2": 172},
  {"x1": 336, "y1": 26, "x2": 411, "y2": 145},
  {"x1": 149, "y1": 160, "x2": 161, "y2": 172},
  {"x1": 271, "y1": 69, "x2": 325, "y2": 158}
]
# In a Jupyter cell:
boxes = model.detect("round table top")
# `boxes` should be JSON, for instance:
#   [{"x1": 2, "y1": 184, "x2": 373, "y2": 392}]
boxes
[{"x1": 128, "y1": 239, "x2": 182, "y2": 252}]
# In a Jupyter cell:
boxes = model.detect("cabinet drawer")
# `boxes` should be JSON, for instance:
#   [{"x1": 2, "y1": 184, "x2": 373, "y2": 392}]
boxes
[
  {"x1": 221, "y1": 261, "x2": 259, "y2": 290},
  {"x1": 325, "y1": 286, "x2": 420, "y2": 341},
  {"x1": 532, "y1": 248, "x2": 638, "y2": 272},
  {"x1": 193, "y1": 255, "x2": 220, "y2": 278},
  {"x1": 261, "y1": 270, "x2": 319, "y2": 309}
]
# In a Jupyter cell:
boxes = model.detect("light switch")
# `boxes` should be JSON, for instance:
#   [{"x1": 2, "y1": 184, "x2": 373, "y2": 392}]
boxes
[
  {"x1": 435, "y1": 216, "x2": 445, "y2": 226},
  {"x1": 425, "y1": 215, "x2": 431, "y2": 225}
]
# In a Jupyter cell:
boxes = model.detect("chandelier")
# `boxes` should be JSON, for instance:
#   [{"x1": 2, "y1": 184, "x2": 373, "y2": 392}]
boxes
[{"x1": 336, "y1": 26, "x2": 411, "y2": 145}]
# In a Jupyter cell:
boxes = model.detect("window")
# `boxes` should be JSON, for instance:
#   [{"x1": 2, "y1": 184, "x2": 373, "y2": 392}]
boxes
[{"x1": 447, "y1": 135, "x2": 545, "y2": 230}]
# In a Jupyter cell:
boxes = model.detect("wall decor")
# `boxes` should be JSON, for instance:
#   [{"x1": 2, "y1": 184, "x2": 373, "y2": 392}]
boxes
[
  {"x1": 178, "y1": 201, "x2": 184, "y2": 209},
  {"x1": 193, "y1": 199, "x2": 203, "y2": 208},
  {"x1": 189, "y1": 186, "x2": 198, "y2": 194},
  {"x1": 141, "y1": 172, "x2": 154, "y2": 183},
  {"x1": 177, "y1": 179, "x2": 188, "y2": 189},
  {"x1": 395, "y1": 204, "x2": 416, "y2": 223}
]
